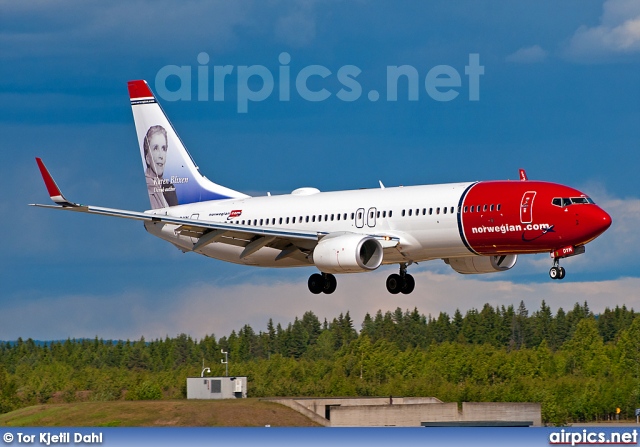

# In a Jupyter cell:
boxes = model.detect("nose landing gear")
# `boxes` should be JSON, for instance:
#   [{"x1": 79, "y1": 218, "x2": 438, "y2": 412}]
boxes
[
  {"x1": 386, "y1": 263, "x2": 415, "y2": 294},
  {"x1": 308, "y1": 272, "x2": 338, "y2": 294},
  {"x1": 549, "y1": 259, "x2": 566, "y2": 280}
]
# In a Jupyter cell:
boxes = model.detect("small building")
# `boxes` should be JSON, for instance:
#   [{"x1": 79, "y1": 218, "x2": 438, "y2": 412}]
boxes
[{"x1": 187, "y1": 376, "x2": 247, "y2": 399}]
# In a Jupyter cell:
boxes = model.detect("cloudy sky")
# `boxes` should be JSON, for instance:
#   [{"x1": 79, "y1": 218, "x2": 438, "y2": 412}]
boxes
[{"x1": 1, "y1": 0, "x2": 639, "y2": 341}]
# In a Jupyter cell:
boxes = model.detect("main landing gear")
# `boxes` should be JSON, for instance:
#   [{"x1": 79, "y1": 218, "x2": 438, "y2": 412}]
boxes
[
  {"x1": 386, "y1": 263, "x2": 415, "y2": 294},
  {"x1": 308, "y1": 272, "x2": 338, "y2": 294},
  {"x1": 549, "y1": 259, "x2": 566, "y2": 280}
]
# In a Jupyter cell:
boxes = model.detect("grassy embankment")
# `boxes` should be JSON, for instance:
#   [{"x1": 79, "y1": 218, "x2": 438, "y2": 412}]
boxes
[{"x1": 0, "y1": 399, "x2": 319, "y2": 427}]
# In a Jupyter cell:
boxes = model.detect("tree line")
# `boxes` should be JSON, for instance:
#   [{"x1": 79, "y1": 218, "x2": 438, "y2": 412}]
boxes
[{"x1": 1, "y1": 300, "x2": 639, "y2": 425}]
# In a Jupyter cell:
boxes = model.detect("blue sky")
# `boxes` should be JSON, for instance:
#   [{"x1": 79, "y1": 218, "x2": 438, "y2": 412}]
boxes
[{"x1": 1, "y1": 0, "x2": 639, "y2": 341}]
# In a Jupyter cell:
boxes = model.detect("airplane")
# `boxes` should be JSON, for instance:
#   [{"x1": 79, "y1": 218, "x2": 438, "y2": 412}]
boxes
[{"x1": 31, "y1": 80, "x2": 612, "y2": 295}]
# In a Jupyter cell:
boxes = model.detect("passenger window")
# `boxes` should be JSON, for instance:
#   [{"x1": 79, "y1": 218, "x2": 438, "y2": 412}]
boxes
[
  {"x1": 312, "y1": 216, "x2": 316, "y2": 222},
  {"x1": 408, "y1": 209, "x2": 412, "y2": 216},
  {"x1": 389, "y1": 211, "x2": 393, "y2": 217},
  {"x1": 402, "y1": 210, "x2": 406, "y2": 217},
  {"x1": 377, "y1": 211, "x2": 380, "y2": 218},
  {"x1": 497, "y1": 204, "x2": 501, "y2": 211},
  {"x1": 344, "y1": 213, "x2": 348, "y2": 220},
  {"x1": 383, "y1": 211, "x2": 386, "y2": 218},
  {"x1": 336, "y1": 214, "x2": 340, "y2": 221},
  {"x1": 464, "y1": 206, "x2": 468, "y2": 213},
  {"x1": 436, "y1": 207, "x2": 440, "y2": 215},
  {"x1": 490, "y1": 204, "x2": 494, "y2": 212},
  {"x1": 483, "y1": 205, "x2": 487, "y2": 212},
  {"x1": 286, "y1": 217, "x2": 289, "y2": 224},
  {"x1": 429, "y1": 208, "x2": 433, "y2": 215},
  {"x1": 305, "y1": 216, "x2": 309, "y2": 223},
  {"x1": 351, "y1": 213, "x2": 355, "y2": 219},
  {"x1": 292, "y1": 217, "x2": 296, "y2": 224},
  {"x1": 443, "y1": 207, "x2": 447, "y2": 214}
]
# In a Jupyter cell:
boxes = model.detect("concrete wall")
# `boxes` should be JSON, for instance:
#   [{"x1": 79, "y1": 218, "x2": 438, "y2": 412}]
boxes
[
  {"x1": 462, "y1": 402, "x2": 542, "y2": 426},
  {"x1": 294, "y1": 397, "x2": 442, "y2": 418},
  {"x1": 330, "y1": 402, "x2": 459, "y2": 427},
  {"x1": 264, "y1": 397, "x2": 542, "y2": 427}
]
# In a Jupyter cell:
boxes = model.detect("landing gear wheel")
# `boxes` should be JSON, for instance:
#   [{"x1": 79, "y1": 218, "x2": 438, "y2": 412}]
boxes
[
  {"x1": 549, "y1": 267, "x2": 559, "y2": 280},
  {"x1": 308, "y1": 273, "x2": 325, "y2": 294},
  {"x1": 401, "y1": 274, "x2": 415, "y2": 294},
  {"x1": 386, "y1": 274, "x2": 403, "y2": 294},
  {"x1": 558, "y1": 267, "x2": 566, "y2": 280},
  {"x1": 323, "y1": 274, "x2": 337, "y2": 294}
]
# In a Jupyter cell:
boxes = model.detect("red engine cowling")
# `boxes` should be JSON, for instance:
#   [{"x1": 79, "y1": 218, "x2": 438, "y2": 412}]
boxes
[
  {"x1": 444, "y1": 254, "x2": 517, "y2": 274},
  {"x1": 312, "y1": 233, "x2": 384, "y2": 274}
]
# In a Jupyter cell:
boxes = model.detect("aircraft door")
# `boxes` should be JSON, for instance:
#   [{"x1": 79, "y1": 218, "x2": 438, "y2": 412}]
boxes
[
  {"x1": 520, "y1": 192, "x2": 536, "y2": 224},
  {"x1": 355, "y1": 208, "x2": 365, "y2": 228},
  {"x1": 367, "y1": 207, "x2": 377, "y2": 228}
]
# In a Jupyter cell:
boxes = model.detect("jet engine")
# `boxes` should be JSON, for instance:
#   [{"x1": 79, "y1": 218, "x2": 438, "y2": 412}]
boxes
[
  {"x1": 444, "y1": 254, "x2": 517, "y2": 274},
  {"x1": 312, "y1": 233, "x2": 384, "y2": 274}
]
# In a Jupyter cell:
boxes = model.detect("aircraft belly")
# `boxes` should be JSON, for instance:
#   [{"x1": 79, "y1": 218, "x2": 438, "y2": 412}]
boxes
[{"x1": 387, "y1": 225, "x2": 469, "y2": 263}]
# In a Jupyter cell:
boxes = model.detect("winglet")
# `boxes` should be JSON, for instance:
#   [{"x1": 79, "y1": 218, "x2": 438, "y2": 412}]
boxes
[
  {"x1": 35, "y1": 158, "x2": 79, "y2": 207},
  {"x1": 519, "y1": 169, "x2": 528, "y2": 181}
]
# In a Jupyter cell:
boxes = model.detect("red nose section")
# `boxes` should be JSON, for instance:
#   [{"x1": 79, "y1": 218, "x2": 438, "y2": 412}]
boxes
[
  {"x1": 597, "y1": 208, "x2": 612, "y2": 233},
  {"x1": 582, "y1": 206, "x2": 612, "y2": 243}
]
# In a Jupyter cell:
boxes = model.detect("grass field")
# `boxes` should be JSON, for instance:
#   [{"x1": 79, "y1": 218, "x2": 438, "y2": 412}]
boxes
[{"x1": 0, "y1": 399, "x2": 320, "y2": 427}]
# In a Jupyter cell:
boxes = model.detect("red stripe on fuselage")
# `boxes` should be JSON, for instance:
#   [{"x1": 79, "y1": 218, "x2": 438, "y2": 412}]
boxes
[{"x1": 460, "y1": 181, "x2": 611, "y2": 255}]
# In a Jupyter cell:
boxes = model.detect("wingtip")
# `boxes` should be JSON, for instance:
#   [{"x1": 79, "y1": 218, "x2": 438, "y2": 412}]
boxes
[
  {"x1": 34, "y1": 158, "x2": 78, "y2": 207},
  {"x1": 35, "y1": 157, "x2": 62, "y2": 197}
]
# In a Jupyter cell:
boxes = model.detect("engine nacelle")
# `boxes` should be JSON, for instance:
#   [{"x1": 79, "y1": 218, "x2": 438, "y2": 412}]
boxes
[
  {"x1": 312, "y1": 233, "x2": 384, "y2": 274},
  {"x1": 444, "y1": 254, "x2": 517, "y2": 274}
]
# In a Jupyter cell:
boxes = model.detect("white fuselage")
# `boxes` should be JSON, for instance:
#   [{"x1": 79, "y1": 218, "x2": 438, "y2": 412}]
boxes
[{"x1": 144, "y1": 182, "x2": 474, "y2": 268}]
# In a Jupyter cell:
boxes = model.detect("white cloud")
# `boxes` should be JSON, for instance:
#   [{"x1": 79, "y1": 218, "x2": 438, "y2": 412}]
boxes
[
  {"x1": 3, "y1": 269, "x2": 640, "y2": 341},
  {"x1": 564, "y1": 0, "x2": 640, "y2": 62},
  {"x1": 506, "y1": 45, "x2": 548, "y2": 64}
]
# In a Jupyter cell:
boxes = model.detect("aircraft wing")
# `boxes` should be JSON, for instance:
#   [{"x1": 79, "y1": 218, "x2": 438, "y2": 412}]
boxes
[{"x1": 31, "y1": 158, "x2": 399, "y2": 260}]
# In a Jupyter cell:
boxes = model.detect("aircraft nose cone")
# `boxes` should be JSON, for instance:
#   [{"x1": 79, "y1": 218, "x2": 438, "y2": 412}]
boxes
[
  {"x1": 586, "y1": 206, "x2": 612, "y2": 239},
  {"x1": 598, "y1": 208, "x2": 612, "y2": 232}
]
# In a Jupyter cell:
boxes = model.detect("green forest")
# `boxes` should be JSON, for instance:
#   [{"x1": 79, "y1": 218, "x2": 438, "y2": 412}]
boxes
[{"x1": 1, "y1": 300, "x2": 640, "y2": 425}]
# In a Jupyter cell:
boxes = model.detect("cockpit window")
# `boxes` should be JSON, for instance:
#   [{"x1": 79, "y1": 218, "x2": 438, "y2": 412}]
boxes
[
  {"x1": 552, "y1": 196, "x2": 595, "y2": 207},
  {"x1": 571, "y1": 197, "x2": 591, "y2": 204}
]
